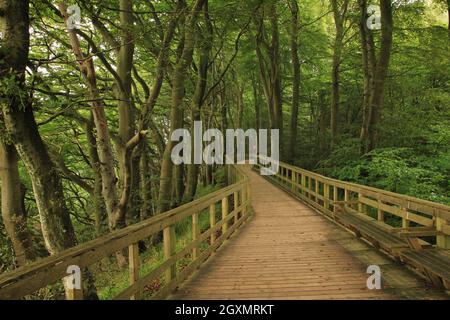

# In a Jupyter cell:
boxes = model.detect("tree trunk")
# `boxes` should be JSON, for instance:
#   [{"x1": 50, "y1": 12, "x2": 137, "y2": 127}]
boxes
[
  {"x1": 85, "y1": 116, "x2": 107, "y2": 234},
  {"x1": 362, "y1": 0, "x2": 393, "y2": 153},
  {"x1": 157, "y1": 0, "x2": 207, "y2": 214},
  {"x1": 269, "y1": 3, "x2": 283, "y2": 142},
  {"x1": 1, "y1": 0, "x2": 97, "y2": 298},
  {"x1": 318, "y1": 90, "x2": 328, "y2": 155},
  {"x1": 252, "y1": 76, "x2": 261, "y2": 133},
  {"x1": 359, "y1": 0, "x2": 376, "y2": 154},
  {"x1": 0, "y1": 141, "x2": 36, "y2": 266},
  {"x1": 184, "y1": 3, "x2": 213, "y2": 203},
  {"x1": 254, "y1": 2, "x2": 283, "y2": 157},
  {"x1": 287, "y1": 0, "x2": 300, "y2": 162},
  {"x1": 330, "y1": 0, "x2": 349, "y2": 148},
  {"x1": 139, "y1": 145, "x2": 153, "y2": 220}
]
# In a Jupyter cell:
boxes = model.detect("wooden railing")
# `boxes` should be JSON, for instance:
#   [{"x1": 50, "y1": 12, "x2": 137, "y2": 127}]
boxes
[
  {"x1": 0, "y1": 165, "x2": 252, "y2": 300},
  {"x1": 255, "y1": 158, "x2": 450, "y2": 249}
]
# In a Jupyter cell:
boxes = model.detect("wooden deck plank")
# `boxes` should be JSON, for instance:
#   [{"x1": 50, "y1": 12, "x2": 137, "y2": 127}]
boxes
[{"x1": 170, "y1": 166, "x2": 448, "y2": 300}]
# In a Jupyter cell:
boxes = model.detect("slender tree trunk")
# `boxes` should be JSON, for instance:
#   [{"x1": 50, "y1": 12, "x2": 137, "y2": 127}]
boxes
[
  {"x1": 330, "y1": 0, "x2": 349, "y2": 148},
  {"x1": 157, "y1": 0, "x2": 207, "y2": 214},
  {"x1": 115, "y1": 0, "x2": 136, "y2": 229},
  {"x1": 359, "y1": 0, "x2": 376, "y2": 154},
  {"x1": 287, "y1": 0, "x2": 300, "y2": 162},
  {"x1": 80, "y1": 115, "x2": 107, "y2": 234},
  {"x1": 364, "y1": 0, "x2": 393, "y2": 152},
  {"x1": 0, "y1": 141, "x2": 36, "y2": 266},
  {"x1": 117, "y1": 0, "x2": 135, "y2": 149},
  {"x1": 254, "y1": 2, "x2": 283, "y2": 156},
  {"x1": 318, "y1": 90, "x2": 328, "y2": 155},
  {"x1": 237, "y1": 83, "x2": 244, "y2": 128},
  {"x1": 184, "y1": 3, "x2": 213, "y2": 203},
  {"x1": 367, "y1": 0, "x2": 393, "y2": 151},
  {"x1": 139, "y1": 145, "x2": 153, "y2": 220},
  {"x1": 252, "y1": 76, "x2": 261, "y2": 133},
  {"x1": 268, "y1": 2, "x2": 283, "y2": 146},
  {"x1": 219, "y1": 79, "x2": 229, "y2": 184},
  {"x1": 173, "y1": 163, "x2": 185, "y2": 206}
]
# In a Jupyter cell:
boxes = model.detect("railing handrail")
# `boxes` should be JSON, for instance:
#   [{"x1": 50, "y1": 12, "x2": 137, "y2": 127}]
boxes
[
  {"x1": 0, "y1": 165, "x2": 251, "y2": 300},
  {"x1": 259, "y1": 156, "x2": 450, "y2": 217},
  {"x1": 256, "y1": 156, "x2": 450, "y2": 248}
]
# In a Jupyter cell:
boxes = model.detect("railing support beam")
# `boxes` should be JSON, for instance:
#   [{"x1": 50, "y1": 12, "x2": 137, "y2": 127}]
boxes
[
  {"x1": 129, "y1": 242, "x2": 140, "y2": 300},
  {"x1": 192, "y1": 213, "x2": 199, "y2": 260},
  {"x1": 163, "y1": 226, "x2": 176, "y2": 283},
  {"x1": 222, "y1": 196, "x2": 229, "y2": 234},
  {"x1": 437, "y1": 217, "x2": 450, "y2": 249},
  {"x1": 210, "y1": 203, "x2": 216, "y2": 245}
]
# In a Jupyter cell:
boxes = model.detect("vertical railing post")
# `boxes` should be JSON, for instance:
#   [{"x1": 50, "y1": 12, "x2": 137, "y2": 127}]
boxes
[
  {"x1": 246, "y1": 184, "x2": 251, "y2": 213},
  {"x1": 436, "y1": 215, "x2": 450, "y2": 249},
  {"x1": 233, "y1": 191, "x2": 239, "y2": 224},
  {"x1": 344, "y1": 189, "x2": 349, "y2": 211},
  {"x1": 315, "y1": 178, "x2": 319, "y2": 203},
  {"x1": 358, "y1": 193, "x2": 363, "y2": 213},
  {"x1": 308, "y1": 176, "x2": 312, "y2": 199},
  {"x1": 301, "y1": 174, "x2": 306, "y2": 196},
  {"x1": 324, "y1": 183, "x2": 329, "y2": 211},
  {"x1": 66, "y1": 289, "x2": 83, "y2": 300},
  {"x1": 192, "y1": 212, "x2": 199, "y2": 260},
  {"x1": 333, "y1": 186, "x2": 338, "y2": 212},
  {"x1": 129, "y1": 242, "x2": 140, "y2": 300},
  {"x1": 209, "y1": 203, "x2": 216, "y2": 245},
  {"x1": 65, "y1": 277, "x2": 83, "y2": 300},
  {"x1": 242, "y1": 186, "x2": 247, "y2": 218},
  {"x1": 401, "y1": 206, "x2": 410, "y2": 228},
  {"x1": 291, "y1": 170, "x2": 296, "y2": 192},
  {"x1": 377, "y1": 199, "x2": 384, "y2": 221},
  {"x1": 222, "y1": 196, "x2": 229, "y2": 234},
  {"x1": 163, "y1": 225, "x2": 176, "y2": 283}
]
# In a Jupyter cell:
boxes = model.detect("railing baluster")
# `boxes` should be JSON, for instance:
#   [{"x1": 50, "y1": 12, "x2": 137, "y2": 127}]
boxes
[
  {"x1": 324, "y1": 183, "x2": 329, "y2": 211},
  {"x1": 129, "y1": 242, "x2": 140, "y2": 300},
  {"x1": 233, "y1": 191, "x2": 238, "y2": 224},
  {"x1": 209, "y1": 203, "x2": 216, "y2": 245},
  {"x1": 401, "y1": 206, "x2": 410, "y2": 228},
  {"x1": 344, "y1": 189, "x2": 349, "y2": 211},
  {"x1": 301, "y1": 174, "x2": 306, "y2": 196},
  {"x1": 315, "y1": 178, "x2": 319, "y2": 202},
  {"x1": 65, "y1": 278, "x2": 83, "y2": 300},
  {"x1": 222, "y1": 196, "x2": 229, "y2": 234},
  {"x1": 163, "y1": 226, "x2": 176, "y2": 283},
  {"x1": 437, "y1": 215, "x2": 450, "y2": 249},
  {"x1": 333, "y1": 186, "x2": 338, "y2": 209},
  {"x1": 291, "y1": 170, "x2": 296, "y2": 192},
  {"x1": 358, "y1": 193, "x2": 363, "y2": 213},
  {"x1": 192, "y1": 212, "x2": 199, "y2": 260},
  {"x1": 242, "y1": 186, "x2": 247, "y2": 218},
  {"x1": 377, "y1": 199, "x2": 384, "y2": 221}
]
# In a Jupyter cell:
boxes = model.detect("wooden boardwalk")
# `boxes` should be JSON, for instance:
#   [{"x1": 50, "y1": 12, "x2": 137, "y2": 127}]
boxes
[{"x1": 171, "y1": 166, "x2": 447, "y2": 300}]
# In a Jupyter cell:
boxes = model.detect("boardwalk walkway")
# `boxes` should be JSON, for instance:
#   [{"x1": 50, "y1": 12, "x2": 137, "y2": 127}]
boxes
[{"x1": 171, "y1": 166, "x2": 447, "y2": 300}]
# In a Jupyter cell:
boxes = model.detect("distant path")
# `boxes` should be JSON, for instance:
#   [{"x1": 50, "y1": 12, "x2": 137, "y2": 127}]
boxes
[{"x1": 170, "y1": 166, "x2": 446, "y2": 300}]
